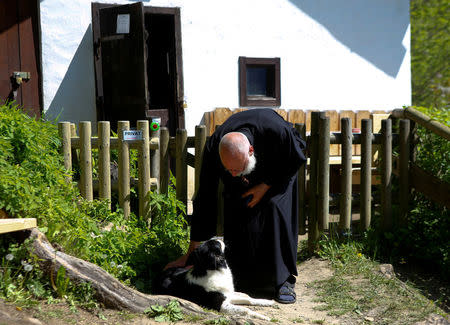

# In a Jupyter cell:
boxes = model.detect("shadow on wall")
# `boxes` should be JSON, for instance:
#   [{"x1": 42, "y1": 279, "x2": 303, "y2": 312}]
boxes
[
  {"x1": 290, "y1": 0, "x2": 409, "y2": 77},
  {"x1": 45, "y1": 25, "x2": 97, "y2": 129}
]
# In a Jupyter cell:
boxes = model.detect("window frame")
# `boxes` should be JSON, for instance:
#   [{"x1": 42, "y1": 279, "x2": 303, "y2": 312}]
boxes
[{"x1": 239, "y1": 56, "x2": 281, "y2": 107}]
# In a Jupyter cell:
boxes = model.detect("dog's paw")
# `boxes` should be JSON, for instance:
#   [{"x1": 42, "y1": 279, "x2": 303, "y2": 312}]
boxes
[{"x1": 252, "y1": 298, "x2": 275, "y2": 306}]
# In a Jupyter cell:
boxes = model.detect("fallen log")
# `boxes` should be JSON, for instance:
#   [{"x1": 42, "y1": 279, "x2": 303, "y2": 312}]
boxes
[{"x1": 26, "y1": 228, "x2": 268, "y2": 325}]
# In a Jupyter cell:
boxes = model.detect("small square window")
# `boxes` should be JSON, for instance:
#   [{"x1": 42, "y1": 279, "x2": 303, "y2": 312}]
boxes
[{"x1": 239, "y1": 57, "x2": 280, "y2": 107}]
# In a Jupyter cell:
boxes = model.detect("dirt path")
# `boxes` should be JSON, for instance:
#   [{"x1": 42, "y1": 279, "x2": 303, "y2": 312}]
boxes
[
  {"x1": 0, "y1": 258, "x2": 341, "y2": 325},
  {"x1": 0, "y1": 257, "x2": 447, "y2": 325}
]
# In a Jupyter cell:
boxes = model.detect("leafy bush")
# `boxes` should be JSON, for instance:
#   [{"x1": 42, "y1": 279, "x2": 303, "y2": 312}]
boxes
[
  {"x1": 144, "y1": 300, "x2": 184, "y2": 322},
  {"x1": 365, "y1": 106, "x2": 449, "y2": 279},
  {"x1": 411, "y1": 0, "x2": 450, "y2": 109},
  {"x1": 0, "y1": 103, "x2": 189, "y2": 303},
  {"x1": 413, "y1": 106, "x2": 450, "y2": 182}
]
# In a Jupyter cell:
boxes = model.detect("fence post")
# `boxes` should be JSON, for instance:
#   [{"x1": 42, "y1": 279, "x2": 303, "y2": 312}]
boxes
[
  {"x1": 70, "y1": 123, "x2": 79, "y2": 168},
  {"x1": 118, "y1": 121, "x2": 130, "y2": 218},
  {"x1": 340, "y1": 118, "x2": 352, "y2": 231},
  {"x1": 295, "y1": 123, "x2": 307, "y2": 235},
  {"x1": 318, "y1": 115, "x2": 330, "y2": 231},
  {"x1": 195, "y1": 125, "x2": 207, "y2": 197},
  {"x1": 98, "y1": 121, "x2": 111, "y2": 208},
  {"x1": 79, "y1": 122, "x2": 93, "y2": 201},
  {"x1": 381, "y1": 119, "x2": 392, "y2": 231},
  {"x1": 150, "y1": 126, "x2": 160, "y2": 193},
  {"x1": 58, "y1": 122, "x2": 72, "y2": 183},
  {"x1": 399, "y1": 119, "x2": 410, "y2": 226},
  {"x1": 176, "y1": 129, "x2": 188, "y2": 208},
  {"x1": 360, "y1": 119, "x2": 372, "y2": 231},
  {"x1": 138, "y1": 121, "x2": 151, "y2": 219},
  {"x1": 159, "y1": 127, "x2": 170, "y2": 195},
  {"x1": 308, "y1": 112, "x2": 322, "y2": 253}
]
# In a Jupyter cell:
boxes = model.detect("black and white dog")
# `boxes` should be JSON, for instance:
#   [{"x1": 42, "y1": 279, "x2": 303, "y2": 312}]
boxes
[{"x1": 153, "y1": 238, "x2": 274, "y2": 320}]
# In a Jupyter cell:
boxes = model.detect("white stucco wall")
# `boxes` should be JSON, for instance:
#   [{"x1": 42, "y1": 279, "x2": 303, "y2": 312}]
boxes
[{"x1": 40, "y1": 0, "x2": 411, "y2": 134}]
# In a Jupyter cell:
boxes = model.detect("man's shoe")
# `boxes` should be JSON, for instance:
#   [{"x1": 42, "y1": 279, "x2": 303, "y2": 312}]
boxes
[{"x1": 275, "y1": 277, "x2": 296, "y2": 304}]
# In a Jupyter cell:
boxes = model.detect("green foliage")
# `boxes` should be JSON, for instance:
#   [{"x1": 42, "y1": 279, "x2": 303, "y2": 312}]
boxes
[
  {"x1": 144, "y1": 300, "x2": 184, "y2": 322},
  {"x1": 54, "y1": 266, "x2": 70, "y2": 298},
  {"x1": 70, "y1": 185, "x2": 189, "y2": 292},
  {"x1": 364, "y1": 106, "x2": 449, "y2": 279},
  {"x1": 0, "y1": 103, "x2": 77, "y2": 236},
  {"x1": 0, "y1": 239, "x2": 50, "y2": 306},
  {"x1": 411, "y1": 0, "x2": 450, "y2": 109},
  {"x1": 0, "y1": 103, "x2": 190, "y2": 305},
  {"x1": 404, "y1": 106, "x2": 449, "y2": 277},
  {"x1": 314, "y1": 238, "x2": 445, "y2": 323},
  {"x1": 413, "y1": 106, "x2": 450, "y2": 182},
  {"x1": 204, "y1": 317, "x2": 231, "y2": 325}
]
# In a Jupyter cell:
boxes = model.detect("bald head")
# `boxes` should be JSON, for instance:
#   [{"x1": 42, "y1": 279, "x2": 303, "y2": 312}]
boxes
[{"x1": 219, "y1": 132, "x2": 255, "y2": 177}]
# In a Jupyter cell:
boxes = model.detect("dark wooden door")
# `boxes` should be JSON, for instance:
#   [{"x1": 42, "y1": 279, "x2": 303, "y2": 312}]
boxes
[
  {"x1": 92, "y1": 2, "x2": 149, "y2": 129},
  {"x1": 92, "y1": 3, "x2": 184, "y2": 134},
  {"x1": 0, "y1": 0, "x2": 41, "y2": 117}
]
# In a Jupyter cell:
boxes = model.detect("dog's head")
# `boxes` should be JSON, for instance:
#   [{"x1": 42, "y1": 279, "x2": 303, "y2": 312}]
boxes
[{"x1": 186, "y1": 237, "x2": 227, "y2": 277}]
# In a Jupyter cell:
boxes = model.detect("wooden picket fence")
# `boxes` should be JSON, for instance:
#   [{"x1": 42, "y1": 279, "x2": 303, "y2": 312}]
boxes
[{"x1": 58, "y1": 107, "x2": 450, "y2": 251}]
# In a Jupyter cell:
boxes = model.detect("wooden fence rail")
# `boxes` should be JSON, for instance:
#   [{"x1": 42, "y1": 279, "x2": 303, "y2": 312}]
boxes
[
  {"x1": 59, "y1": 116, "x2": 402, "y2": 252},
  {"x1": 59, "y1": 120, "x2": 159, "y2": 219},
  {"x1": 60, "y1": 107, "x2": 450, "y2": 252}
]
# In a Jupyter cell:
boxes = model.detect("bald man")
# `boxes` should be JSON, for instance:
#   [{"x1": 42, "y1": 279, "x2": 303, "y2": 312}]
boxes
[{"x1": 165, "y1": 109, "x2": 307, "y2": 303}]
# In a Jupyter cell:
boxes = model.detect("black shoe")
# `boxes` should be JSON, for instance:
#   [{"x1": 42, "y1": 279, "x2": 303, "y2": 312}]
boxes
[{"x1": 275, "y1": 276, "x2": 296, "y2": 304}]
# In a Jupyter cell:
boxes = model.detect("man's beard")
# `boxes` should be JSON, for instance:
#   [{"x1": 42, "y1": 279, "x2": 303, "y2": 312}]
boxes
[{"x1": 239, "y1": 154, "x2": 256, "y2": 176}]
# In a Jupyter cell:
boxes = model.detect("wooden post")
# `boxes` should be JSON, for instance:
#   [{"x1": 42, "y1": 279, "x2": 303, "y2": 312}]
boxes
[
  {"x1": 98, "y1": 121, "x2": 111, "y2": 208},
  {"x1": 194, "y1": 125, "x2": 207, "y2": 197},
  {"x1": 79, "y1": 122, "x2": 93, "y2": 201},
  {"x1": 150, "y1": 127, "x2": 160, "y2": 193},
  {"x1": 295, "y1": 123, "x2": 307, "y2": 235},
  {"x1": 381, "y1": 119, "x2": 392, "y2": 231},
  {"x1": 70, "y1": 123, "x2": 79, "y2": 168},
  {"x1": 159, "y1": 127, "x2": 170, "y2": 195},
  {"x1": 318, "y1": 115, "x2": 330, "y2": 231},
  {"x1": 138, "y1": 121, "x2": 151, "y2": 219},
  {"x1": 308, "y1": 112, "x2": 322, "y2": 252},
  {"x1": 58, "y1": 122, "x2": 72, "y2": 183},
  {"x1": 176, "y1": 129, "x2": 188, "y2": 208},
  {"x1": 118, "y1": 121, "x2": 130, "y2": 218},
  {"x1": 340, "y1": 118, "x2": 352, "y2": 231},
  {"x1": 399, "y1": 119, "x2": 410, "y2": 226},
  {"x1": 360, "y1": 119, "x2": 372, "y2": 231}
]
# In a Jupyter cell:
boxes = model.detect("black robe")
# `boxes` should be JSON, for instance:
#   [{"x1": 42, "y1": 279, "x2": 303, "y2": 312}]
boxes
[{"x1": 191, "y1": 109, "x2": 307, "y2": 295}]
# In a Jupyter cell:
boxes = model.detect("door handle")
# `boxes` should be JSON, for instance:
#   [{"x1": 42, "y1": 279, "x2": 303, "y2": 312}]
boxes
[
  {"x1": 7, "y1": 72, "x2": 31, "y2": 102},
  {"x1": 12, "y1": 71, "x2": 31, "y2": 85}
]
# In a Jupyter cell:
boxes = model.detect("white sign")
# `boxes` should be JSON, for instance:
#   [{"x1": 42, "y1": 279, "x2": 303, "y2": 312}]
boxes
[
  {"x1": 123, "y1": 130, "x2": 142, "y2": 141},
  {"x1": 116, "y1": 14, "x2": 130, "y2": 34}
]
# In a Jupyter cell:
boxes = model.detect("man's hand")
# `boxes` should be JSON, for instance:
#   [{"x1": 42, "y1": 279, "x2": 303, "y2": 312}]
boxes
[
  {"x1": 163, "y1": 254, "x2": 188, "y2": 270},
  {"x1": 242, "y1": 183, "x2": 271, "y2": 208},
  {"x1": 163, "y1": 240, "x2": 201, "y2": 270}
]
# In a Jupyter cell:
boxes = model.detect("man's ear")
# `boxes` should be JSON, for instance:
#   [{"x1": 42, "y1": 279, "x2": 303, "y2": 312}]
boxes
[{"x1": 249, "y1": 145, "x2": 254, "y2": 156}]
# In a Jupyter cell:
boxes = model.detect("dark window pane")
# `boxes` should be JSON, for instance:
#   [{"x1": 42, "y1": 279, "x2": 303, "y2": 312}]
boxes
[
  {"x1": 239, "y1": 56, "x2": 280, "y2": 107},
  {"x1": 247, "y1": 67, "x2": 268, "y2": 96}
]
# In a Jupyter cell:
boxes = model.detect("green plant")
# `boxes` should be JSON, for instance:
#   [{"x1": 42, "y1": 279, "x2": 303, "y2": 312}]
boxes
[
  {"x1": 363, "y1": 106, "x2": 449, "y2": 280},
  {"x1": 0, "y1": 239, "x2": 51, "y2": 306},
  {"x1": 144, "y1": 300, "x2": 184, "y2": 322},
  {"x1": 203, "y1": 317, "x2": 230, "y2": 325},
  {"x1": 0, "y1": 103, "x2": 190, "y2": 307},
  {"x1": 53, "y1": 266, "x2": 70, "y2": 298},
  {"x1": 313, "y1": 238, "x2": 446, "y2": 323},
  {"x1": 411, "y1": 0, "x2": 450, "y2": 109}
]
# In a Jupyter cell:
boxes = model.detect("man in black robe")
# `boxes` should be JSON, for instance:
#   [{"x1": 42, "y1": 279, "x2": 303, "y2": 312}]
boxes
[{"x1": 165, "y1": 109, "x2": 307, "y2": 303}]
